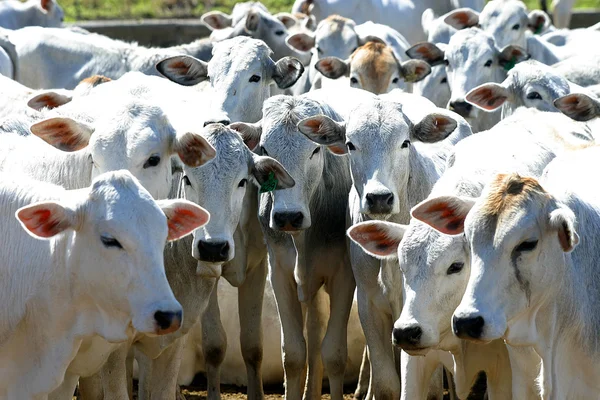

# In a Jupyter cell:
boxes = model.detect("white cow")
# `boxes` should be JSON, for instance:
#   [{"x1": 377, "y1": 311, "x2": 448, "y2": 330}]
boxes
[
  {"x1": 131, "y1": 123, "x2": 294, "y2": 400},
  {"x1": 407, "y1": 28, "x2": 529, "y2": 132},
  {"x1": 465, "y1": 60, "x2": 592, "y2": 118},
  {"x1": 0, "y1": 0, "x2": 63, "y2": 29},
  {"x1": 298, "y1": 93, "x2": 470, "y2": 399},
  {"x1": 0, "y1": 170, "x2": 208, "y2": 399},
  {"x1": 552, "y1": 53, "x2": 600, "y2": 87},
  {"x1": 9, "y1": 27, "x2": 213, "y2": 89},
  {"x1": 290, "y1": 0, "x2": 484, "y2": 45},
  {"x1": 313, "y1": 41, "x2": 431, "y2": 94},
  {"x1": 156, "y1": 36, "x2": 304, "y2": 124},
  {"x1": 347, "y1": 108, "x2": 595, "y2": 399},
  {"x1": 549, "y1": 0, "x2": 575, "y2": 29},
  {"x1": 201, "y1": 2, "x2": 309, "y2": 63},
  {"x1": 439, "y1": 145, "x2": 600, "y2": 399},
  {"x1": 230, "y1": 90, "x2": 375, "y2": 400}
]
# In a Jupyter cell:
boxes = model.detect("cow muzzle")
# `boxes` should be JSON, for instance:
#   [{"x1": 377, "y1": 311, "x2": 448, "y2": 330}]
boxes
[
  {"x1": 272, "y1": 211, "x2": 307, "y2": 232},
  {"x1": 154, "y1": 309, "x2": 183, "y2": 335}
]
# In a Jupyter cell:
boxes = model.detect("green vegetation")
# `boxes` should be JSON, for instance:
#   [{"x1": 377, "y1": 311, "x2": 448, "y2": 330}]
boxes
[{"x1": 56, "y1": 0, "x2": 600, "y2": 22}]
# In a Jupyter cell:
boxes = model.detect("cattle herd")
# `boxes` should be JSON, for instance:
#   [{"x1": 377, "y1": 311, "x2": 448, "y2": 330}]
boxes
[{"x1": 1, "y1": 0, "x2": 600, "y2": 399}]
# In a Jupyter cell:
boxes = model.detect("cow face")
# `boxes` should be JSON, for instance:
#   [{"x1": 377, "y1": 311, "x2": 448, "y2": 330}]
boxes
[
  {"x1": 181, "y1": 123, "x2": 293, "y2": 275},
  {"x1": 407, "y1": 29, "x2": 529, "y2": 131},
  {"x1": 478, "y1": 0, "x2": 530, "y2": 50},
  {"x1": 232, "y1": 96, "x2": 332, "y2": 232},
  {"x1": 299, "y1": 101, "x2": 457, "y2": 219},
  {"x1": 17, "y1": 171, "x2": 209, "y2": 336},
  {"x1": 466, "y1": 60, "x2": 573, "y2": 117},
  {"x1": 287, "y1": 15, "x2": 359, "y2": 60},
  {"x1": 412, "y1": 64, "x2": 451, "y2": 108},
  {"x1": 156, "y1": 37, "x2": 304, "y2": 124},
  {"x1": 29, "y1": 98, "x2": 216, "y2": 200}
]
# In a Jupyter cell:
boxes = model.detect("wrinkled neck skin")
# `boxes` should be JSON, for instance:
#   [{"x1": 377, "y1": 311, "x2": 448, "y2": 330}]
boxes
[
  {"x1": 18, "y1": 147, "x2": 93, "y2": 190},
  {"x1": 0, "y1": 232, "x2": 133, "y2": 398}
]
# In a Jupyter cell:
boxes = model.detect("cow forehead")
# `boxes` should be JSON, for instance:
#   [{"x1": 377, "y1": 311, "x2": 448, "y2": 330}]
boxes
[
  {"x1": 189, "y1": 130, "x2": 250, "y2": 182},
  {"x1": 211, "y1": 37, "x2": 272, "y2": 74},
  {"x1": 481, "y1": 1, "x2": 526, "y2": 24},
  {"x1": 448, "y1": 29, "x2": 495, "y2": 61},
  {"x1": 88, "y1": 172, "x2": 168, "y2": 235},
  {"x1": 346, "y1": 101, "x2": 411, "y2": 142},
  {"x1": 509, "y1": 62, "x2": 570, "y2": 95},
  {"x1": 468, "y1": 173, "x2": 549, "y2": 243}
]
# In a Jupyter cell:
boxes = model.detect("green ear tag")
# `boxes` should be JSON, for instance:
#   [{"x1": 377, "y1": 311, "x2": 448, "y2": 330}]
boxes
[
  {"x1": 503, "y1": 56, "x2": 517, "y2": 71},
  {"x1": 260, "y1": 171, "x2": 278, "y2": 193},
  {"x1": 534, "y1": 25, "x2": 543, "y2": 35}
]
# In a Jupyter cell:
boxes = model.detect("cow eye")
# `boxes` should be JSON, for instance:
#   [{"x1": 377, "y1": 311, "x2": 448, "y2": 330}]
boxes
[
  {"x1": 443, "y1": 59, "x2": 449, "y2": 66},
  {"x1": 143, "y1": 154, "x2": 160, "y2": 169},
  {"x1": 350, "y1": 77, "x2": 358, "y2": 84},
  {"x1": 101, "y1": 235, "x2": 123, "y2": 249},
  {"x1": 238, "y1": 178, "x2": 247, "y2": 188},
  {"x1": 316, "y1": 46, "x2": 322, "y2": 54},
  {"x1": 260, "y1": 146, "x2": 268, "y2": 156},
  {"x1": 441, "y1": 77, "x2": 447, "y2": 84},
  {"x1": 311, "y1": 146, "x2": 321, "y2": 157},
  {"x1": 392, "y1": 77, "x2": 400, "y2": 84},
  {"x1": 514, "y1": 239, "x2": 538, "y2": 253},
  {"x1": 249, "y1": 75, "x2": 261, "y2": 83},
  {"x1": 526, "y1": 91, "x2": 542, "y2": 100},
  {"x1": 275, "y1": 30, "x2": 285, "y2": 36},
  {"x1": 346, "y1": 142, "x2": 356, "y2": 151},
  {"x1": 351, "y1": 47, "x2": 358, "y2": 53},
  {"x1": 183, "y1": 175, "x2": 191, "y2": 186},
  {"x1": 484, "y1": 60, "x2": 493, "y2": 67},
  {"x1": 512, "y1": 23, "x2": 520, "y2": 30},
  {"x1": 401, "y1": 140, "x2": 411, "y2": 148},
  {"x1": 447, "y1": 262, "x2": 464, "y2": 275}
]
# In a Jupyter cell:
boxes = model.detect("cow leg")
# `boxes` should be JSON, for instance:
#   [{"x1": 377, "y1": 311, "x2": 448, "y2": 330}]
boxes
[
  {"x1": 270, "y1": 247, "x2": 306, "y2": 400},
  {"x1": 238, "y1": 259, "x2": 267, "y2": 400},
  {"x1": 304, "y1": 288, "x2": 327, "y2": 400},
  {"x1": 48, "y1": 373, "x2": 79, "y2": 400},
  {"x1": 148, "y1": 339, "x2": 185, "y2": 400},
  {"x1": 354, "y1": 347, "x2": 370, "y2": 400},
  {"x1": 356, "y1": 288, "x2": 398, "y2": 400},
  {"x1": 99, "y1": 343, "x2": 131, "y2": 400},
  {"x1": 400, "y1": 350, "x2": 439, "y2": 400},
  {"x1": 78, "y1": 374, "x2": 103, "y2": 400},
  {"x1": 201, "y1": 281, "x2": 227, "y2": 400},
  {"x1": 136, "y1": 349, "x2": 153, "y2": 400},
  {"x1": 322, "y1": 271, "x2": 355, "y2": 400}
]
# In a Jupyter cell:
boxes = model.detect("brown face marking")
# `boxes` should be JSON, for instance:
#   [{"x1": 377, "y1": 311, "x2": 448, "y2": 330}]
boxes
[
  {"x1": 350, "y1": 42, "x2": 396, "y2": 94},
  {"x1": 80, "y1": 75, "x2": 112, "y2": 87}
]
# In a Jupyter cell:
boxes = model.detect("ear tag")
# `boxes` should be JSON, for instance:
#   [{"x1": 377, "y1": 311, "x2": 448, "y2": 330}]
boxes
[
  {"x1": 503, "y1": 56, "x2": 517, "y2": 71},
  {"x1": 404, "y1": 72, "x2": 416, "y2": 82},
  {"x1": 260, "y1": 171, "x2": 278, "y2": 193}
]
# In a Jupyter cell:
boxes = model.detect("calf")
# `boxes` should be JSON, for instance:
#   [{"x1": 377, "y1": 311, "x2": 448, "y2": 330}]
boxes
[
  {"x1": 439, "y1": 147, "x2": 600, "y2": 398},
  {"x1": 314, "y1": 41, "x2": 431, "y2": 94},
  {"x1": 0, "y1": 0, "x2": 63, "y2": 29},
  {"x1": 0, "y1": 170, "x2": 208, "y2": 399},
  {"x1": 407, "y1": 28, "x2": 529, "y2": 132},
  {"x1": 299, "y1": 95, "x2": 469, "y2": 399}
]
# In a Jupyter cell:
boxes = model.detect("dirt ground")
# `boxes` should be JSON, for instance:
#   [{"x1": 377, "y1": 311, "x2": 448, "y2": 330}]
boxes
[{"x1": 180, "y1": 386, "x2": 356, "y2": 399}]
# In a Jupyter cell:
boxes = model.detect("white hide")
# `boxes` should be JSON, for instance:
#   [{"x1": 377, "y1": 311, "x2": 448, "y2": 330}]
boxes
[{"x1": 0, "y1": 0, "x2": 63, "y2": 29}]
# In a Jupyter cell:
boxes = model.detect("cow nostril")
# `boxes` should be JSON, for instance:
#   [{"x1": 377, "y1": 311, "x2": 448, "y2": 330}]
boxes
[
  {"x1": 393, "y1": 325, "x2": 423, "y2": 347},
  {"x1": 197, "y1": 240, "x2": 230, "y2": 262},
  {"x1": 219, "y1": 242, "x2": 230, "y2": 258},
  {"x1": 273, "y1": 212, "x2": 305, "y2": 230},
  {"x1": 218, "y1": 119, "x2": 230, "y2": 126},
  {"x1": 386, "y1": 193, "x2": 394, "y2": 205},
  {"x1": 366, "y1": 192, "x2": 394, "y2": 213},
  {"x1": 154, "y1": 310, "x2": 181, "y2": 331},
  {"x1": 203, "y1": 119, "x2": 231, "y2": 127},
  {"x1": 453, "y1": 315, "x2": 485, "y2": 339},
  {"x1": 291, "y1": 212, "x2": 304, "y2": 227}
]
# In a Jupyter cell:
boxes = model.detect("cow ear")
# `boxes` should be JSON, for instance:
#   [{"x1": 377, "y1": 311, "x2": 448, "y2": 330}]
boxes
[
  {"x1": 40, "y1": 0, "x2": 53, "y2": 12},
  {"x1": 347, "y1": 221, "x2": 407, "y2": 259},
  {"x1": 272, "y1": 57, "x2": 304, "y2": 89},
  {"x1": 554, "y1": 93, "x2": 600, "y2": 122},
  {"x1": 16, "y1": 201, "x2": 75, "y2": 239},
  {"x1": 315, "y1": 57, "x2": 349, "y2": 79},
  {"x1": 549, "y1": 207, "x2": 579, "y2": 253},
  {"x1": 251, "y1": 155, "x2": 295, "y2": 190},
  {"x1": 156, "y1": 55, "x2": 209, "y2": 86},
  {"x1": 158, "y1": 200, "x2": 210, "y2": 242},
  {"x1": 411, "y1": 196, "x2": 475, "y2": 235},
  {"x1": 406, "y1": 42, "x2": 446, "y2": 67},
  {"x1": 498, "y1": 45, "x2": 530, "y2": 71},
  {"x1": 275, "y1": 12, "x2": 298, "y2": 29},
  {"x1": 201, "y1": 11, "x2": 233, "y2": 30},
  {"x1": 528, "y1": 10, "x2": 550, "y2": 34},
  {"x1": 400, "y1": 60, "x2": 431, "y2": 83},
  {"x1": 466, "y1": 83, "x2": 510, "y2": 111},
  {"x1": 297, "y1": 115, "x2": 347, "y2": 155},
  {"x1": 27, "y1": 91, "x2": 72, "y2": 111},
  {"x1": 444, "y1": 8, "x2": 480, "y2": 30},
  {"x1": 286, "y1": 32, "x2": 315, "y2": 52},
  {"x1": 413, "y1": 113, "x2": 457, "y2": 143},
  {"x1": 421, "y1": 8, "x2": 436, "y2": 36},
  {"x1": 231, "y1": 121, "x2": 262, "y2": 151},
  {"x1": 303, "y1": 14, "x2": 317, "y2": 31},
  {"x1": 30, "y1": 117, "x2": 93, "y2": 152},
  {"x1": 173, "y1": 132, "x2": 216, "y2": 167},
  {"x1": 245, "y1": 9, "x2": 261, "y2": 33}
]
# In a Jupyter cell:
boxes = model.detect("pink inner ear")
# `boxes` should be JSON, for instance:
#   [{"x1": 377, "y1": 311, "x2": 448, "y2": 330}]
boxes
[
  {"x1": 350, "y1": 224, "x2": 399, "y2": 256},
  {"x1": 167, "y1": 207, "x2": 209, "y2": 241},
  {"x1": 414, "y1": 201, "x2": 466, "y2": 235},
  {"x1": 177, "y1": 134, "x2": 216, "y2": 167},
  {"x1": 20, "y1": 208, "x2": 65, "y2": 238},
  {"x1": 467, "y1": 87, "x2": 506, "y2": 110}
]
